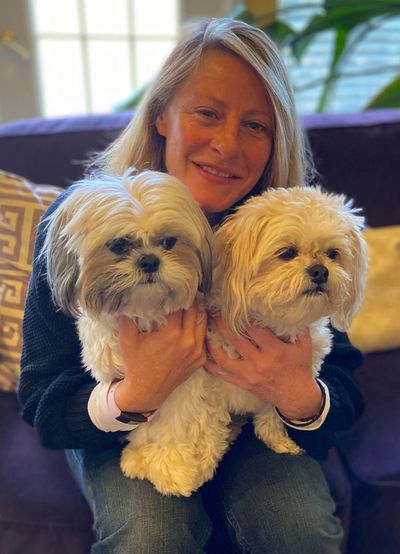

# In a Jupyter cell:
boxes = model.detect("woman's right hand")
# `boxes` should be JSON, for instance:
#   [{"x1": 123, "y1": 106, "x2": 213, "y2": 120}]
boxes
[{"x1": 114, "y1": 304, "x2": 207, "y2": 414}]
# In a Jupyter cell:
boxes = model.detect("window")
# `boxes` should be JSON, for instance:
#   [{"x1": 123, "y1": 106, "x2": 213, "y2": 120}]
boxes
[
  {"x1": 279, "y1": 0, "x2": 400, "y2": 114},
  {"x1": 30, "y1": 0, "x2": 179, "y2": 117}
]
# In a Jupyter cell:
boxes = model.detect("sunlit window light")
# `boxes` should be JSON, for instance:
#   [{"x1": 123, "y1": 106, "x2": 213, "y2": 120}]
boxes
[{"x1": 29, "y1": 0, "x2": 179, "y2": 117}]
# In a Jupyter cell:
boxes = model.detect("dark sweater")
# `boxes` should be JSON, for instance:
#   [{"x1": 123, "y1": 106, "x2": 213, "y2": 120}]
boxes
[{"x1": 18, "y1": 196, "x2": 365, "y2": 459}]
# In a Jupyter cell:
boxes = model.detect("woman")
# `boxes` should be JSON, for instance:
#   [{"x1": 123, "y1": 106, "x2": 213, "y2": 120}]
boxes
[{"x1": 19, "y1": 17, "x2": 363, "y2": 553}]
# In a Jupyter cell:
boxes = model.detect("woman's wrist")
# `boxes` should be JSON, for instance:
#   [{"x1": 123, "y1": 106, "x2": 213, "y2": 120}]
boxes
[
  {"x1": 113, "y1": 378, "x2": 158, "y2": 414},
  {"x1": 108, "y1": 381, "x2": 156, "y2": 423},
  {"x1": 275, "y1": 379, "x2": 330, "y2": 431},
  {"x1": 88, "y1": 382, "x2": 140, "y2": 432},
  {"x1": 275, "y1": 379, "x2": 323, "y2": 422}
]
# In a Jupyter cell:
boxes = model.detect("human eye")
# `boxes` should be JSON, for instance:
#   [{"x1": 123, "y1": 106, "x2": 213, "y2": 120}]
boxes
[
  {"x1": 196, "y1": 108, "x2": 218, "y2": 120},
  {"x1": 245, "y1": 120, "x2": 269, "y2": 134}
]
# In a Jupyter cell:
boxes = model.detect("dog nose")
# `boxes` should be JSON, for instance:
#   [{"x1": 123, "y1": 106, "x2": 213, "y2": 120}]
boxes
[
  {"x1": 307, "y1": 264, "x2": 329, "y2": 284},
  {"x1": 137, "y1": 254, "x2": 160, "y2": 273}
]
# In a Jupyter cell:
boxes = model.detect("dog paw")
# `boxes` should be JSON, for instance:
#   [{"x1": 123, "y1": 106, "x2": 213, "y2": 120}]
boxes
[
  {"x1": 120, "y1": 444, "x2": 212, "y2": 497},
  {"x1": 268, "y1": 437, "x2": 304, "y2": 455}
]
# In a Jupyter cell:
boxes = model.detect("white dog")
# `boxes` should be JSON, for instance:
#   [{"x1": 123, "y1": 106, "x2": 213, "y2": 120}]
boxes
[
  {"x1": 42, "y1": 169, "x2": 213, "y2": 379},
  {"x1": 121, "y1": 185, "x2": 367, "y2": 497},
  {"x1": 43, "y1": 175, "x2": 367, "y2": 498}
]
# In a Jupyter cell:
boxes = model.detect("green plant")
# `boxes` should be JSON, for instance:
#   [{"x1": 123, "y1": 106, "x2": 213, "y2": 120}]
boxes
[
  {"x1": 231, "y1": 0, "x2": 400, "y2": 112},
  {"x1": 115, "y1": 0, "x2": 400, "y2": 112}
]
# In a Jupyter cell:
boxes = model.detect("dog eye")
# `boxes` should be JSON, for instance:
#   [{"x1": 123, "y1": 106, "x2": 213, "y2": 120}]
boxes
[
  {"x1": 278, "y1": 247, "x2": 298, "y2": 260},
  {"x1": 160, "y1": 236, "x2": 177, "y2": 250},
  {"x1": 107, "y1": 237, "x2": 133, "y2": 256},
  {"x1": 327, "y1": 249, "x2": 339, "y2": 260}
]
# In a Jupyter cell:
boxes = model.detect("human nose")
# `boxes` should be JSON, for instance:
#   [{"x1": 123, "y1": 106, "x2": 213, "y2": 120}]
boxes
[{"x1": 210, "y1": 120, "x2": 240, "y2": 158}]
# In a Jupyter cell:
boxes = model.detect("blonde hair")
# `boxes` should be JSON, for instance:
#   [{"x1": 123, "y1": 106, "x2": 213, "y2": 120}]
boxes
[{"x1": 96, "y1": 17, "x2": 311, "y2": 193}]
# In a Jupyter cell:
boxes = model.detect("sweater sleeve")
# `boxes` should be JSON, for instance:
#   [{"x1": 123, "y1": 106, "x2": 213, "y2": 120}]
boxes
[
  {"x1": 286, "y1": 329, "x2": 365, "y2": 459},
  {"x1": 17, "y1": 194, "x2": 126, "y2": 450}
]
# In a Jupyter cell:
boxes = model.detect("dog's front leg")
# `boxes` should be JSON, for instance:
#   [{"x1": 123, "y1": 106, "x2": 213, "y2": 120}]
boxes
[
  {"x1": 253, "y1": 405, "x2": 304, "y2": 455},
  {"x1": 120, "y1": 369, "x2": 233, "y2": 496}
]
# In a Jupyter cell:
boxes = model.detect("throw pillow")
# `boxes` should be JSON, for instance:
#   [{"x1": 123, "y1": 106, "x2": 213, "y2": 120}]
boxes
[
  {"x1": 349, "y1": 225, "x2": 400, "y2": 353},
  {"x1": 0, "y1": 170, "x2": 63, "y2": 391}
]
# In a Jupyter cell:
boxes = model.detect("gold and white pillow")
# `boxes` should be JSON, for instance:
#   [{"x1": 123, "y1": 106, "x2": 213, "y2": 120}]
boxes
[
  {"x1": 349, "y1": 225, "x2": 400, "y2": 353},
  {"x1": 0, "y1": 170, "x2": 63, "y2": 391}
]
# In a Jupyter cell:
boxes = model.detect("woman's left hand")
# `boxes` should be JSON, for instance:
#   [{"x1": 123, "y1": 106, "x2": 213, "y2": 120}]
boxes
[{"x1": 205, "y1": 315, "x2": 322, "y2": 421}]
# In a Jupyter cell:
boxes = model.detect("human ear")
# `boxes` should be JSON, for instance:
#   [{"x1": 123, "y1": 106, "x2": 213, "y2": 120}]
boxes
[{"x1": 155, "y1": 112, "x2": 167, "y2": 137}]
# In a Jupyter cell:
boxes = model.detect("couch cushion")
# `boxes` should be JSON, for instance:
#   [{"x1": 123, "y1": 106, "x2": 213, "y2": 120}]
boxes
[
  {"x1": 1, "y1": 109, "x2": 399, "y2": 227},
  {"x1": 338, "y1": 349, "x2": 400, "y2": 485},
  {"x1": 302, "y1": 109, "x2": 400, "y2": 228},
  {"x1": 0, "y1": 171, "x2": 63, "y2": 391},
  {"x1": 0, "y1": 113, "x2": 132, "y2": 187},
  {"x1": 0, "y1": 391, "x2": 93, "y2": 553}
]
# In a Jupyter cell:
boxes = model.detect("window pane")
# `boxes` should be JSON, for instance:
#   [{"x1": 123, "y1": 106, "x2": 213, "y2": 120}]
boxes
[
  {"x1": 132, "y1": 0, "x2": 177, "y2": 36},
  {"x1": 279, "y1": 0, "x2": 400, "y2": 113},
  {"x1": 87, "y1": 40, "x2": 132, "y2": 112},
  {"x1": 135, "y1": 40, "x2": 175, "y2": 86},
  {"x1": 30, "y1": 0, "x2": 80, "y2": 34},
  {"x1": 37, "y1": 39, "x2": 86, "y2": 116},
  {"x1": 84, "y1": 0, "x2": 129, "y2": 35}
]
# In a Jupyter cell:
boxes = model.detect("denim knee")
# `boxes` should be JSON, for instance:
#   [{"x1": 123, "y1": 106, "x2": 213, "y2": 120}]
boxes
[
  {"x1": 223, "y1": 484, "x2": 343, "y2": 554},
  {"x1": 261, "y1": 499, "x2": 343, "y2": 554},
  {"x1": 92, "y1": 509, "x2": 212, "y2": 554},
  {"x1": 66, "y1": 448, "x2": 213, "y2": 554},
  {"x1": 211, "y1": 430, "x2": 344, "y2": 554}
]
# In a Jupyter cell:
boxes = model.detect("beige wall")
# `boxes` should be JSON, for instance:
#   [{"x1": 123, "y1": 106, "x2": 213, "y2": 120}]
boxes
[
  {"x1": 181, "y1": 0, "x2": 240, "y2": 21},
  {"x1": 0, "y1": 0, "x2": 38, "y2": 122}
]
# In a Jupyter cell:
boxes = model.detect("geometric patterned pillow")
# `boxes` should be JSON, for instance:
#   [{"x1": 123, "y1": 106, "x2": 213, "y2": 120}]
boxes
[{"x1": 0, "y1": 170, "x2": 64, "y2": 391}]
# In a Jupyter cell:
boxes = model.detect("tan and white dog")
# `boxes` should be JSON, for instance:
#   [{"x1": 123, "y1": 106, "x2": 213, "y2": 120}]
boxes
[
  {"x1": 43, "y1": 176, "x2": 367, "y2": 497},
  {"x1": 121, "y1": 185, "x2": 367, "y2": 496}
]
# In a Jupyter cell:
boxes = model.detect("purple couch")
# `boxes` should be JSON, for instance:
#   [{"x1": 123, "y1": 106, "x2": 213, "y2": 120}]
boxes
[{"x1": 0, "y1": 110, "x2": 399, "y2": 554}]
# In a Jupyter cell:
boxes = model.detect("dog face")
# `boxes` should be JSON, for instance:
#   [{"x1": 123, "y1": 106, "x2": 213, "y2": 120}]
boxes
[
  {"x1": 42, "y1": 170, "x2": 213, "y2": 320},
  {"x1": 212, "y1": 186, "x2": 368, "y2": 335}
]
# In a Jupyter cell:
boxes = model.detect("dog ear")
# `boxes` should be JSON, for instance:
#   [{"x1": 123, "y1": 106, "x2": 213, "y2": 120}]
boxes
[
  {"x1": 212, "y1": 217, "x2": 254, "y2": 336},
  {"x1": 41, "y1": 194, "x2": 81, "y2": 317},
  {"x1": 331, "y1": 223, "x2": 368, "y2": 332}
]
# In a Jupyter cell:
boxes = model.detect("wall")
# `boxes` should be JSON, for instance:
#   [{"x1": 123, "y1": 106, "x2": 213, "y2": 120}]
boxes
[{"x1": 0, "y1": 0, "x2": 38, "y2": 122}]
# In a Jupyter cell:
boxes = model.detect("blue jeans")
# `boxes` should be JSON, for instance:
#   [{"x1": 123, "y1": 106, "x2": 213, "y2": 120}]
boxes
[{"x1": 65, "y1": 424, "x2": 343, "y2": 553}]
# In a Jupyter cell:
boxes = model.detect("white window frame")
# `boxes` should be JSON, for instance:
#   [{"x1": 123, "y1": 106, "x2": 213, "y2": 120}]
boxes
[{"x1": 29, "y1": 0, "x2": 180, "y2": 116}]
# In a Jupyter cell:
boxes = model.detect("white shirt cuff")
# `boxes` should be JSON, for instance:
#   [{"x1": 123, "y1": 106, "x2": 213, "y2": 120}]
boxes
[
  {"x1": 88, "y1": 382, "x2": 140, "y2": 432},
  {"x1": 275, "y1": 379, "x2": 331, "y2": 431}
]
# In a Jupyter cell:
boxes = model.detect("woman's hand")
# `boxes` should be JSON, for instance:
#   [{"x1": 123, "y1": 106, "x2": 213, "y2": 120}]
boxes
[
  {"x1": 114, "y1": 304, "x2": 207, "y2": 414},
  {"x1": 205, "y1": 315, "x2": 322, "y2": 421}
]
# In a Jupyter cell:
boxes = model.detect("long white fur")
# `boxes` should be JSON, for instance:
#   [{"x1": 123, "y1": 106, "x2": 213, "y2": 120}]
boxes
[
  {"x1": 121, "y1": 186, "x2": 367, "y2": 496},
  {"x1": 43, "y1": 177, "x2": 368, "y2": 497}
]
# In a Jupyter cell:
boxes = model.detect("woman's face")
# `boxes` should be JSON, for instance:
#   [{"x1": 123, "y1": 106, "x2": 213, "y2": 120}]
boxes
[{"x1": 156, "y1": 48, "x2": 274, "y2": 218}]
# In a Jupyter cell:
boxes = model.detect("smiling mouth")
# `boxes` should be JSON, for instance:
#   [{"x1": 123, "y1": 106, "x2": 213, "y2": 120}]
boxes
[{"x1": 195, "y1": 162, "x2": 239, "y2": 179}]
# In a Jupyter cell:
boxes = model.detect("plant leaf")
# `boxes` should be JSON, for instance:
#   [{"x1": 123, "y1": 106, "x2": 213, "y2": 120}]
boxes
[
  {"x1": 291, "y1": 34, "x2": 315, "y2": 61},
  {"x1": 113, "y1": 82, "x2": 149, "y2": 111},
  {"x1": 330, "y1": 26, "x2": 348, "y2": 71},
  {"x1": 364, "y1": 74, "x2": 400, "y2": 109},
  {"x1": 291, "y1": 2, "x2": 400, "y2": 50},
  {"x1": 259, "y1": 20, "x2": 295, "y2": 46},
  {"x1": 228, "y1": 4, "x2": 255, "y2": 24}
]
